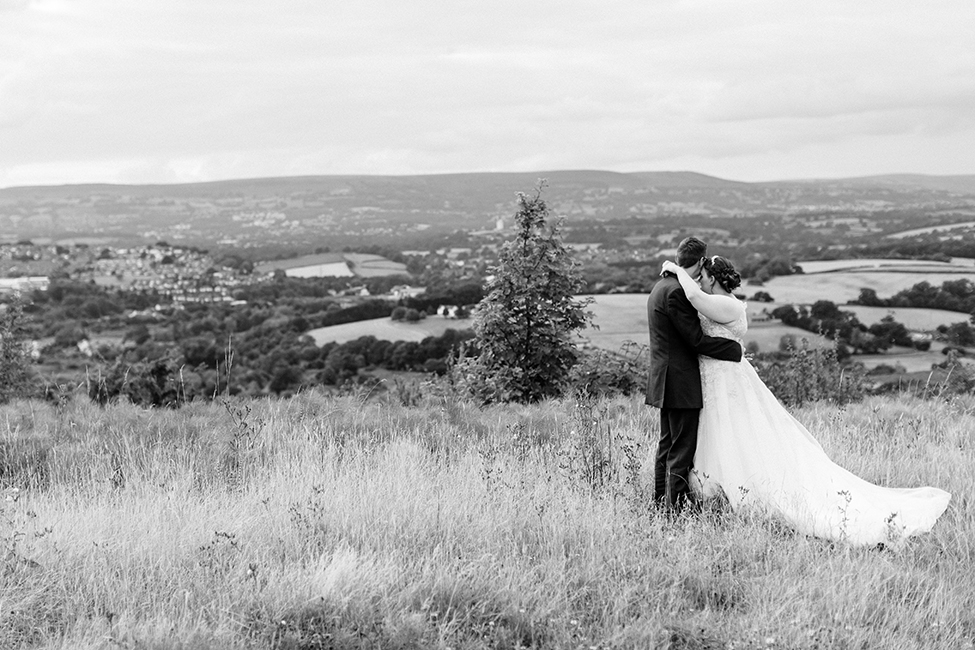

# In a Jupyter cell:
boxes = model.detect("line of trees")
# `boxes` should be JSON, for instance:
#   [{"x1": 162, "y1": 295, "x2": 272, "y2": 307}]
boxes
[
  {"x1": 770, "y1": 301, "x2": 927, "y2": 355},
  {"x1": 852, "y1": 278, "x2": 975, "y2": 314}
]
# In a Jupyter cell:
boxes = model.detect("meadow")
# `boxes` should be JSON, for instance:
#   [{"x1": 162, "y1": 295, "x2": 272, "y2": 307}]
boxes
[
  {"x1": 760, "y1": 270, "x2": 973, "y2": 306},
  {"x1": 305, "y1": 295, "x2": 837, "y2": 353},
  {"x1": 307, "y1": 266, "x2": 974, "y2": 361},
  {"x1": 793, "y1": 259, "x2": 975, "y2": 274},
  {"x1": 1, "y1": 388, "x2": 972, "y2": 649}
]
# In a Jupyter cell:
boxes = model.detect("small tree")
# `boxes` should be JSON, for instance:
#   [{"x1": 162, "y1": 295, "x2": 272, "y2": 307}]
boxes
[
  {"x1": 404, "y1": 308, "x2": 422, "y2": 322},
  {"x1": 463, "y1": 184, "x2": 592, "y2": 403},
  {"x1": 0, "y1": 297, "x2": 36, "y2": 403}
]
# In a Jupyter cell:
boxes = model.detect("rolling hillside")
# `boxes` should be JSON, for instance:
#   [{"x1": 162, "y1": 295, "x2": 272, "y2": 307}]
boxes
[{"x1": 3, "y1": 170, "x2": 975, "y2": 248}]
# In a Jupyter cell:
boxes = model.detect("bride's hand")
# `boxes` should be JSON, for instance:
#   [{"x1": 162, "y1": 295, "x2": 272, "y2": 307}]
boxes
[{"x1": 660, "y1": 260, "x2": 680, "y2": 276}]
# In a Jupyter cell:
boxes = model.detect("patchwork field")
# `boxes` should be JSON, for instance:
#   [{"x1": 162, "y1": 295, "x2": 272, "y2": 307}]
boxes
[
  {"x1": 795, "y1": 258, "x2": 975, "y2": 274},
  {"x1": 306, "y1": 274, "x2": 970, "y2": 371},
  {"x1": 344, "y1": 253, "x2": 409, "y2": 277},
  {"x1": 760, "y1": 270, "x2": 973, "y2": 305},
  {"x1": 886, "y1": 221, "x2": 975, "y2": 239},
  {"x1": 254, "y1": 252, "x2": 406, "y2": 278},
  {"x1": 578, "y1": 294, "x2": 833, "y2": 353},
  {"x1": 306, "y1": 295, "x2": 835, "y2": 355},
  {"x1": 307, "y1": 316, "x2": 463, "y2": 346},
  {"x1": 839, "y1": 305, "x2": 971, "y2": 330}
]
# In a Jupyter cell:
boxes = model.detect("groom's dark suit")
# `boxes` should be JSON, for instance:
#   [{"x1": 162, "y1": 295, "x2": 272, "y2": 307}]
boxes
[{"x1": 646, "y1": 273, "x2": 742, "y2": 510}]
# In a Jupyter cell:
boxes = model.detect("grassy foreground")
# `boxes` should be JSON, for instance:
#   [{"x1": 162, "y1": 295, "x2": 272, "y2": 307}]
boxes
[{"x1": 0, "y1": 389, "x2": 973, "y2": 649}]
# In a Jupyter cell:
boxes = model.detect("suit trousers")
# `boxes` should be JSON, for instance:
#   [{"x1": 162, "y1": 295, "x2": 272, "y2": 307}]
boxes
[{"x1": 654, "y1": 407, "x2": 700, "y2": 510}]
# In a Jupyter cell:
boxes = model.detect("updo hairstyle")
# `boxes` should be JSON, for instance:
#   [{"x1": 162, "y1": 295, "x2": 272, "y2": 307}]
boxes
[{"x1": 702, "y1": 256, "x2": 741, "y2": 293}]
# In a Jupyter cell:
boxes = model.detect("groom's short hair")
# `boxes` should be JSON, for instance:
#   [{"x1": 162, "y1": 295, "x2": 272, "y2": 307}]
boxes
[{"x1": 676, "y1": 236, "x2": 707, "y2": 268}]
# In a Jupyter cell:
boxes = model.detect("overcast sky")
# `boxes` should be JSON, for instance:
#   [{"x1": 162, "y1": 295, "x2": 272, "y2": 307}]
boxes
[{"x1": 2, "y1": 0, "x2": 974, "y2": 188}]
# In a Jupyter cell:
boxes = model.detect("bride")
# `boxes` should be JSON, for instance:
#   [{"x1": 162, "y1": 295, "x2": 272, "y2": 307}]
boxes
[{"x1": 660, "y1": 257, "x2": 951, "y2": 546}]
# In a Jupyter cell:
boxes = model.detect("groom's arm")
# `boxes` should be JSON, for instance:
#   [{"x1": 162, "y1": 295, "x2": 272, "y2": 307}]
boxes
[{"x1": 668, "y1": 289, "x2": 743, "y2": 362}]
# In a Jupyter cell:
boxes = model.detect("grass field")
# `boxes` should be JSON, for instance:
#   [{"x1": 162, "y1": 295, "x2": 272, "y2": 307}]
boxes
[
  {"x1": 580, "y1": 295, "x2": 835, "y2": 353},
  {"x1": 344, "y1": 253, "x2": 409, "y2": 278},
  {"x1": 306, "y1": 295, "x2": 836, "y2": 354},
  {"x1": 761, "y1": 271, "x2": 972, "y2": 305},
  {"x1": 255, "y1": 253, "x2": 407, "y2": 278},
  {"x1": 306, "y1": 316, "x2": 464, "y2": 345},
  {"x1": 0, "y1": 391, "x2": 971, "y2": 648},
  {"x1": 305, "y1": 285, "x2": 970, "y2": 371},
  {"x1": 886, "y1": 222, "x2": 975, "y2": 239},
  {"x1": 839, "y1": 305, "x2": 971, "y2": 331},
  {"x1": 795, "y1": 258, "x2": 974, "y2": 274}
]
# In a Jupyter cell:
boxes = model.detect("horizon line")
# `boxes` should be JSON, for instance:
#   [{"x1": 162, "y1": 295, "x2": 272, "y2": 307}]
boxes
[{"x1": 4, "y1": 169, "x2": 975, "y2": 192}]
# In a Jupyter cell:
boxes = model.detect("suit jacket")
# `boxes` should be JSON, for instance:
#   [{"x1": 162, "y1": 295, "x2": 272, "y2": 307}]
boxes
[{"x1": 645, "y1": 274, "x2": 743, "y2": 409}]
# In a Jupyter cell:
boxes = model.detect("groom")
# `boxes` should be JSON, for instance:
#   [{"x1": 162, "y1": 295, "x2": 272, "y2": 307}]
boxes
[{"x1": 646, "y1": 236, "x2": 742, "y2": 512}]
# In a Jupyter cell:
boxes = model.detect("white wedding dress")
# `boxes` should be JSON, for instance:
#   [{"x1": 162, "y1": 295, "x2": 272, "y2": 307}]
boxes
[{"x1": 693, "y1": 308, "x2": 951, "y2": 546}]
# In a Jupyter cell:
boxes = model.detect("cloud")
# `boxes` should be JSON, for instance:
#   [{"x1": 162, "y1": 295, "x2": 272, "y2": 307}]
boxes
[
  {"x1": 0, "y1": 0, "x2": 28, "y2": 10},
  {"x1": 1, "y1": 0, "x2": 975, "y2": 186}
]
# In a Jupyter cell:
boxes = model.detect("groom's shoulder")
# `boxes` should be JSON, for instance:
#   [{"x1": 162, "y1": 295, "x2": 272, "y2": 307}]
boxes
[
  {"x1": 648, "y1": 276, "x2": 681, "y2": 310},
  {"x1": 650, "y1": 274, "x2": 680, "y2": 297}
]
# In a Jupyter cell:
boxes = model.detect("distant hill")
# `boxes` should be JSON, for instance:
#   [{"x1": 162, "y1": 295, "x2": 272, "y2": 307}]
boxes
[
  {"x1": 832, "y1": 174, "x2": 975, "y2": 195},
  {"x1": 2, "y1": 170, "x2": 974, "y2": 249},
  {"x1": 626, "y1": 171, "x2": 753, "y2": 188}
]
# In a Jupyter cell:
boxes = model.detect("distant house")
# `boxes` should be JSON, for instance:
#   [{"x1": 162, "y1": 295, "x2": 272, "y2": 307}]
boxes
[
  {"x1": 390, "y1": 285, "x2": 425, "y2": 300},
  {"x1": 342, "y1": 285, "x2": 370, "y2": 297},
  {"x1": 751, "y1": 308, "x2": 774, "y2": 322},
  {"x1": 0, "y1": 276, "x2": 49, "y2": 294}
]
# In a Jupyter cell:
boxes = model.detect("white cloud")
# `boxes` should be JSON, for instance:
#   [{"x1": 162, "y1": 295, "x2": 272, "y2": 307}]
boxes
[{"x1": 1, "y1": 0, "x2": 974, "y2": 186}]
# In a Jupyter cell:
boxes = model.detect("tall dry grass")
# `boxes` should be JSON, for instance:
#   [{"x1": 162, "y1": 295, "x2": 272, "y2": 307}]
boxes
[{"x1": 0, "y1": 388, "x2": 972, "y2": 649}]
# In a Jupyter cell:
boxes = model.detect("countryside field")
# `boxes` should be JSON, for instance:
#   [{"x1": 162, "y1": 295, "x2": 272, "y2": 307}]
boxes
[
  {"x1": 344, "y1": 253, "x2": 409, "y2": 278},
  {"x1": 306, "y1": 316, "x2": 461, "y2": 346},
  {"x1": 300, "y1": 261, "x2": 975, "y2": 382},
  {"x1": 307, "y1": 288, "x2": 969, "y2": 369},
  {"x1": 794, "y1": 258, "x2": 975, "y2": 274},
  {"x1": 253, "y1": 253, "x2": 407, "y2": 279},
  {"x1": 306, "y1": 295, "x2": 837, "y2": 352},
  {"x1": 886, "y1": 222, "x2": 975, "y2": 239},
  {"x1": 0, "y1": 391, "x2": 972, "y2": 648},
  {"x1": 761, "y1": 268, "x2": 973, "y2": 305}
]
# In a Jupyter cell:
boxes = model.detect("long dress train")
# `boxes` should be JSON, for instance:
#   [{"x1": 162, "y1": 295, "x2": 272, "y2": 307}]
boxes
[{"x1": 692, "y1": 309, "x2": 951, "y2": 546}]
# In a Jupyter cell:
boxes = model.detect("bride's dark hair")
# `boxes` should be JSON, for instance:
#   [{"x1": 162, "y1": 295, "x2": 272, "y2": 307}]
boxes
[{"x1": 702, "y1": 256, "x2": 741, "y2": 293}]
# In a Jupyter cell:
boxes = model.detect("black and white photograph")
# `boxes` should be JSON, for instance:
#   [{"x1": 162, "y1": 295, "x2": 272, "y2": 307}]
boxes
[{"x1": 1, "y1": 2, "x2": 973, "y2": 648}]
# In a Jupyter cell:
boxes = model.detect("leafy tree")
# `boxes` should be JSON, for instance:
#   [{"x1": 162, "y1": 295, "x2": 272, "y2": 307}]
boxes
[
  {"x1": 88, "y1": 357, "x2": 183, "y2": 408},
  {"x1": 854, "y1": 288, "x2": 885, "y2": 307},
  {"x1": 867, "y1": 315, "x2": 913, "y2": 348},
  {"x1": 943, "y1": 321, "x2": 975, "y2": 347},
  {"x1": 124, "y1": 324, "x2": 152, "y2": 346},
  {"x1": 0, "y1": 298, "x2": 36, "y2": 403},
  {"x1": 268, "y1": 363, "x2": 303, "y2": 393},
  {"x1": 462, "y1": 184, "x2": 592, "y2": 403},
  {"x1": 404, "y1": 308, "x2": 422, "y2": 322}
]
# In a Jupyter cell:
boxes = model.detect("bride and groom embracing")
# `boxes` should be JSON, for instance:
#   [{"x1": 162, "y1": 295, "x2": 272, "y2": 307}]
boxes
[{"x1": 646, "y1": 236, "x2": 951, "y2": 546}]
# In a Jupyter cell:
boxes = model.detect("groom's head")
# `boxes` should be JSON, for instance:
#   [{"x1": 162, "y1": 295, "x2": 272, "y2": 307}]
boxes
[{"x1": 676, "y1": 236, "x2": 707, "y2": 278}]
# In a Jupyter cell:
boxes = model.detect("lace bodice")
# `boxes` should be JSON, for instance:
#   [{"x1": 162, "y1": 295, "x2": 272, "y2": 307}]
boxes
[{"x1": 699, "y1": 303, "x2": 747, "y2": 343}]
